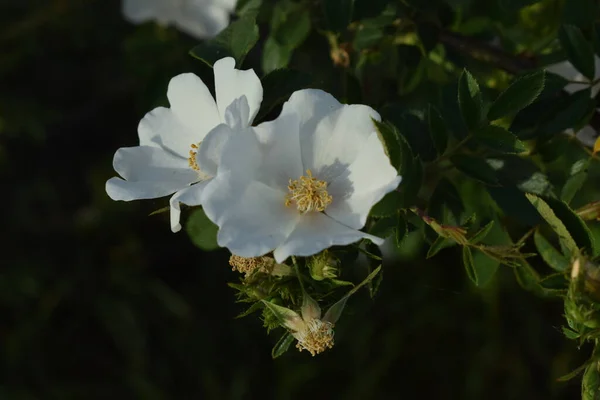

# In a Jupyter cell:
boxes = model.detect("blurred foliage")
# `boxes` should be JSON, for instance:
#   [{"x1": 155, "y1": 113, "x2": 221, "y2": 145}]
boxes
[{"x1": 3, "y1": 0, "x2": 600, "y2": 398}]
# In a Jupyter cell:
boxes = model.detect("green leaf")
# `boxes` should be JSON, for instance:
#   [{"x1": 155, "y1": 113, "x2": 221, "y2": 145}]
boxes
[
  {"x1": 368, "y1": 215, "x2": 397, "y2": 238},
  {"x1": 451, "y1": 154, "x2": 499, "y2": 185},
  {"x1": 370, "y1": 191, "x2": 401, "y2": 217},
  {"x1": 236, "y1": 0, "x2": 262, "y2": 17},
  {"x1": 474, "y1": 125, "x2": 527, "y2": 154},
  {"x1": 262, "y1": 1, "x2": 311, "y2": 74},
  {"x1": 190, "y1": 16, "x2": 259, "y2": 67},
  {"x1": 525, "y1": 194, "x2": 579, "y2": 256},
  {"x1": 462, "y1": 246, "x2": 477, "y2": 284},
  {"x1": 322, "y1": 0, "x2": 354, "y2": 32},
  {"x1": 322, "y1": 265, "x2": 382, "y2": 324},
  {"x1": 534, "y1": 230, "x2": 570, "y2": 272},
  {"x1": 458, "y1": 69, "x2": 483, "y2": 130},
  {"x1": 561, "y1": 159, "x2": 590, "y2": 204},
  {"x1": 488, "y1": 71, "x2": 545, "y2": 120},
  {"x1": 471, "y1": 248, "x2": 500, "y2": 287},
  {"x1": 262, "y1": 38, "x2": 293, "y2": 74},
  {"x1": 261, "y1": 300, "x2": 300, "y2": 327},
  {"x1": 469, "y1": 221, "x2": 495, "y2": 244},
  {"x1": 255, "y1": 69, "x2": 312, "y2": 121},
  {"x1": 487, "y1": 187, "x2": 542, "y2": 226},
  {"x1": 485, "y1": 156, "x2": 554, "y2": 196},
  {"x1": 545, "y1": 197, "x2": 596, "y2": 255},
  {"x1": 559, "y1": 24, "x2": 596, "y2": 80},
  {"x1": 374, "y1": 120, "x2": 402, "y2": 171},
  {"x1": 396, "y1": 212, "x2": 408, "y2": 248},
  {"x1": 427, "y1": 236, "x2": 456, "y2": 258},
  {"x1": 399, "y1": 157, "x2": 423, "y2": 208},
  {"x1": 272, "y1": 332, "x2": 294, "y2": 359},
  {"x1": 427, "y1": 104, "x2": 449, "y2": 156},
  {"x1": 185, "y1": 209, "x2": 220, "y2": 251},
  {"x1": 540, "y1": 88, "x2": 594, "y2": 136}
]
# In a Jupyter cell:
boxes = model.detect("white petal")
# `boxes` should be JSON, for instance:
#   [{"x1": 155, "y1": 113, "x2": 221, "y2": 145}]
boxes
[
  {"x1": 224, "y1": 96, "x2": 250, "y2": 130},
  {"x1": 273, "y1": 213, "x2": 383, "y2": 263},
  {"x1": 253, "y1": 112, "x2": 303, "y2": 189},
  {"x1": 122, "y1": 0, "x2": 161, "y2": 23},
  {"x1": 576, "y1": 125, "x2": 598, "y2": 148},
  {"x1": 111, "y1": 146, "x2": 196, "y2": 183},
  {"x1": 280, "y1": 89, "x2": 342, "y2": 126},
  {"x1": 167, "y1": 73, "x2": 221, "y2": 138},
  {"x1": 196, "y1": 123, "x2": 234, "y2": 177},
  {"x1": 105, "y1": 145, "x2": 197, "y2": 201},
  {"x1": 106, "y1": 177, "x2": 186, "y2": 201},
  {"x1": 169, "y1": 181, "x2": 209, "y2": 233},
  {"x1": 300, "y1": 104, "x2": 381, "y2": 182},
  {"x1": 326, "y1": 132, "x2": 402, "y2": 229},
  {"x1": 208, "y1": 177, "x2": 299, "y2": 257},
  {"x1": 213, "y1": 57, "x2": 263, "y2": 124},
  {"x1": 138, "y1": 107, "x2": 200, "y2": 157},
  {"x1": 174, "y1": 3, "x2": 231, "y2": 39}
]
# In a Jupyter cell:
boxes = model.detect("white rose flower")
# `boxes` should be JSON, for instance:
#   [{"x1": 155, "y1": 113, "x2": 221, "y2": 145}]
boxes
[
  {"x1": 122, "y1": 0, "x2": 237, "y2": 40},
  {"x1": 106, "y1": 57, "x2": 263, "y2": 232},
  {"x1": 198, "y1": 89, "x2": 402, "y2": 262},
  {"x1": 546, "y1": 56, "x2": 600, "y2": 147}
]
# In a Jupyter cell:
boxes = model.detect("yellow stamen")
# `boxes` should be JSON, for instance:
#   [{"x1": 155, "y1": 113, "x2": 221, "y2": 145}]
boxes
[
  {"x1": 285, "y1": 169, "x2": 332, "y2": 213},
  {"x1": 294, "y1": 319, "x2": 335, "y2": 356},
  {"x1": 229, "y1": 255, "x2": 274, "y2": 275},
  {"x1": 188, "y1": 142, "x2": 201, "y2": 172}
]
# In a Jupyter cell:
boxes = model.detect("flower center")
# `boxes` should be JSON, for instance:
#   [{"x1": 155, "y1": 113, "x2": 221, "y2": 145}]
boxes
[
  {"x1": 229, "y1": 255, "x2": 274, "y2": 275},
  {"x1": 285, "y1": 169, "x2": 332, "y2": 213},
  {"x1": 188, "y1": 142, "x2": 211, "y2": 180},
  {"x1": 295, "y1": 319, "x2": 335, "y2": 356}
]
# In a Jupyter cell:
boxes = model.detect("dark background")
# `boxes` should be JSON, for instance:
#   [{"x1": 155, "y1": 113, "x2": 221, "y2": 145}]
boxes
[{"x1": 0, "y1": 1, "x2": 586, "y2": 398}]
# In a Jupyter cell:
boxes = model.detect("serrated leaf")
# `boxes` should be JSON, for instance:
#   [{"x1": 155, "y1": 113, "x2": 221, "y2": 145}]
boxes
[
  {"x1": 469, "y1": 221, "x2": 495, "y2": 244},
  {"x1": 534, "y1": 230, "x2": 570, "y2": 272},
  {"x1": 427, "y1": 104, "x2": 448, "y2": 156},
  {"x1": 255, "y1": 69, "x2": 312, "y2": 121},
  {"x1": 488, "y1": 71, "x2": 545, "y2": 120},
  {"x1": 475, "y1": 125, "x2": 527, "y2": 153},
  {"x1": 190, "y1": 16, "x2": 259, "y2": 67},
  {"x1": 526, "y1": 194, "x2": 578, "y2": 256},
  {"x1": 458, "y1": 69, "x2": 483, "y2": 130},
  {"x1": 272, "y1": 332, "x2": 295, "y2": 358},
  {"x1": 185, "y1": 208, "x2": 219, "y2": 251},
  {"x1": 427, "y1": 236, "x2": 456, "y2": 258},
  {"x1": 545, "y1": 197, "x2": 596, "y2": 255},
  {"x1": 451, "y1": 154, "x2": 499, "y2": 185},
  {"x1": 559, "y1": 24, "x2": 596, "y2": 81}
]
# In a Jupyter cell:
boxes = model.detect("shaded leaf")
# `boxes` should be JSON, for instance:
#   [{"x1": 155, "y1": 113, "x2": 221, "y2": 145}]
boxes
[
  {"x1": 458, "y1": 69, "x2": 483, "y2": 130},
  {"x1": 488, "y1": 71, "x2": 545, "y2": 120},
  {"x1": 272, "y1": 332, "x2": 295, "y2": 358},
  {"x1": 534, "y1": 229, "x2": 570, "y2": 272},
  {"x1": 475, "y1": 125, "x2": 527, "y2": 153},
  {"x1": 190, "y1": 16, "x2": 259, "y2": 66},
  {"x1": 185, "y1": 208, "x2": 219, "y2": 251},
  {"x1": 451, "y1": 154, "x2": 499, "y2": 185},
  {"x1": 559, "y1": 24, "x2": 596, "y2": 80}
]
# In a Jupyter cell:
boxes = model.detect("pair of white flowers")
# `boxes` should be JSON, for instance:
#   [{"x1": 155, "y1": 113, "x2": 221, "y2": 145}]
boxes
[
  {"x1": 106, "y1": 57, "x2": 401, "y2": 263},
  {"x1": 122, "y1": 0, "x2": 236, "y2": 40}
]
